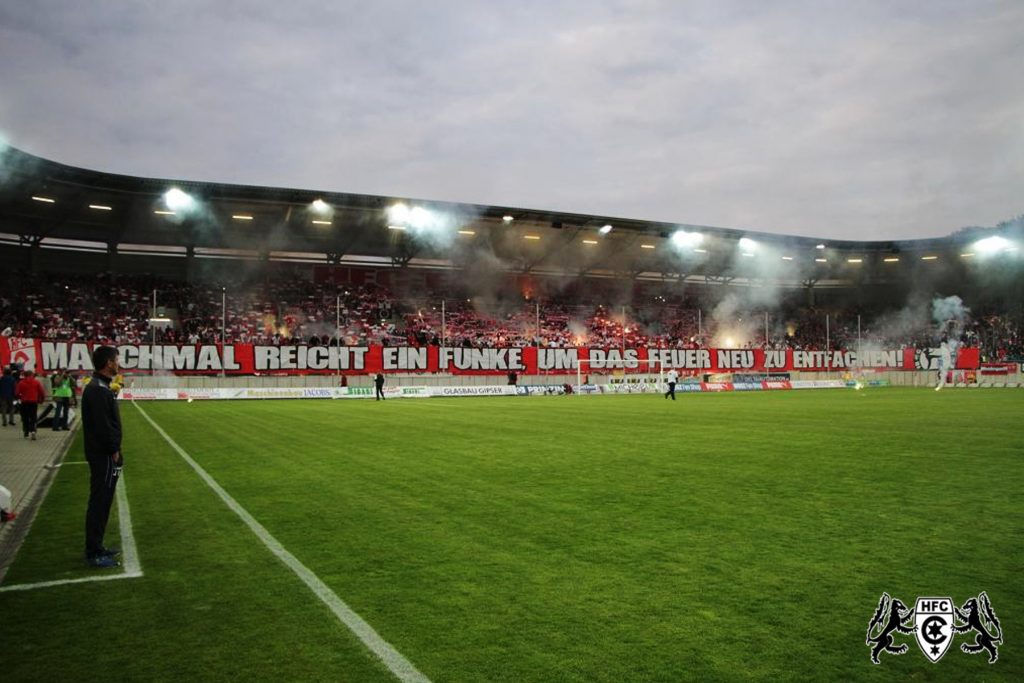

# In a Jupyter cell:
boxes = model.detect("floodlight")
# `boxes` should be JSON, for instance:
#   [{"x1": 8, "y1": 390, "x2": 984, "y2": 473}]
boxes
[
  {"x1": 738, "y1": 237, "x2": 757, "y2": 252},
  {"x1": 408, "y1": 206, "x2": 432, "y2": 230},
  {"x1": 671, "y1": 230, "x2": 704, "y2": 248},
  {"x1": 387, "y1": 203, "x2": 410, "y2": 225},
  {"x1": 163, "y1": 188, "x2": 194, "y2": 211},
  {"x1": 974, "y1": 236, "x2": 1010, "y2": 254},
  {"x1": 311, "y1": 199, "x2": 330, "y2": 214},
  {"x1": 599, "y1": 225, "x2": 613, "y2": 235}
]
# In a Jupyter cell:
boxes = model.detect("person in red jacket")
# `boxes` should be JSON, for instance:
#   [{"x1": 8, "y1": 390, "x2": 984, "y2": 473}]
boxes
[{"x1": 15, "y1": 370, "x2": 46, "y2": 440}]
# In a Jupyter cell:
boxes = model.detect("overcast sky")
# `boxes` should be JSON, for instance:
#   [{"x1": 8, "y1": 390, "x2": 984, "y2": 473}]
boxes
[{"x1": 1, "y1": 0, "x2": 1021, "y2": 240}]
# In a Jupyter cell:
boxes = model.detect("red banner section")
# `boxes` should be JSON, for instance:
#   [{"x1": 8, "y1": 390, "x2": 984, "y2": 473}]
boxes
[{"x1": 0, "y1": 337, "x2": 982, "y2": 375}]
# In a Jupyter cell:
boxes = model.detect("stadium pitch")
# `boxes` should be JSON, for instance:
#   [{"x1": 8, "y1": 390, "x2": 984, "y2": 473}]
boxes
[{"x1": 1, "y1": 388, "x2": 1021, "y2": 682}]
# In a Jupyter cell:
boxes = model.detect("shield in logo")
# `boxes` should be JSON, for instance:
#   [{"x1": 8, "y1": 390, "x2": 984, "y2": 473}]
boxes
[{"x1": 915, "y1": 597, "x2": 955, "y2": 662}]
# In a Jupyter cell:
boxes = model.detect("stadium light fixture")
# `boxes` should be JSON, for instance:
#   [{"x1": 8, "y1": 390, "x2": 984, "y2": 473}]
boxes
[
  {"x1": 960, "y1": 252, "x2": 975, "y2": 258},
  {"x1": 815, "y1": 244, "x2": 826, "y2": 250},
  {"x1": 503, "y1": 215, "x2": 514, "y2": 223},
  {"x1": 671, "y1": 230, "x2": 704, "y2": 248},
  {"x1": 738, "y1": 237, "x2": 757, "y2": 252},
  {"x1": 312, "y1": 220, "x2": 332, "y2": 226},
  {"x1": 458, "y1": 229, "x2": 476, "y2": 235},
  {"x1": 408, "y1": 206, "x2": 432, "y2": 230},
  {"x1": 847, "y1": 258, "x2": 863, "y2": 264},
  {"x1": 974, "y1": 235, "x2": 1011, "y2": 254},
  {"x1": 232, "y1": 215, "x2": 254, "y2": 221},
  {"x1": 387, "y1": 225, "x2": 407, "y2": 231},
  {"x1": 154, "y1": 210, "x2": 176, "y2": 216},
  {"x1": 599, "y1": 224, "x2": 613, "y2": 235},
  {"x1": 693, "y1": 248, "x2": 707, "y2": 254},
  {"x1": 781, "y1": 256, "x2": 793, "y2": 261},
  {"x1": 387, "y1": 203, "x2": 410, "y2": 225},
  {"x1": 524, "y1": 235, "x2": 541, "y2": 240},
  {"x1": 921, "y1": 255, "x2": 938, "y2": 261},
  {"x1": 163, "y1": 188, "x2": 194, "y2": 211},
  {"x1": 311, "y1": 199, "x2": 330, "y2": 214},
  {"x1": 883, "y1": 257, "x2": 899, "y2": 263},
  {"x1": 89, "y1": 204, "x2": 112, "y2": 211},
  {"x1": 32, "y1": 195, "x2": 55, "y2": 203},
  {"x1": 815, "y1": 258, "x2": 827, "y2": 263},
  {"x1": 640, "y1": 243, "x2": 656, "y2": 249},
  {"x1": 582, "y1": 239, "x2": 598, "y2": 245}
]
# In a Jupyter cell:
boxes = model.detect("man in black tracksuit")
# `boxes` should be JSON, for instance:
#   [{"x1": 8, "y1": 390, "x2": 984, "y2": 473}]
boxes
[
  {"x1": 81, "y1": 346, "x2": 123, "y2": 568},
  {"x1": 374, "y1": 372, "x2": 386, "y2": 401}
]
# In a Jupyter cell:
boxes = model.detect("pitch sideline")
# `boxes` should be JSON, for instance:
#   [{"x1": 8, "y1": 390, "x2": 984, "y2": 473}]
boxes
[
  {"x1": 0, "y1": 472, "x2": 143, "y2": 592},
  {"x1": 131, "y1": 401, "x2": 433, "y2": 683}
]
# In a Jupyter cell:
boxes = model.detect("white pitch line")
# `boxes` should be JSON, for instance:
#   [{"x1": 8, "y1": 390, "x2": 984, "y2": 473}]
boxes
[
  {"x1": 131, "y1": 401, "x2": 432, "y2": 683},
  {"x1": 0, "y1": 571, "x2": 143, "y2": 593},
  {"x1": 116, "y1": 469, "x2": 141, "y2": 575},
  {"x1": 0, "y1": 473, "x2": 143, "y2": 593}
]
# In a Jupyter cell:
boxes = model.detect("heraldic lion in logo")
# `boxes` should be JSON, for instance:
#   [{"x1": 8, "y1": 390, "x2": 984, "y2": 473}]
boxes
[
  {"x1": 866, "y1": 592, "x2": 915, "y2": 664},
  {"x1": 954, "y1": 592, "x2": 1003, "y2": 663}
]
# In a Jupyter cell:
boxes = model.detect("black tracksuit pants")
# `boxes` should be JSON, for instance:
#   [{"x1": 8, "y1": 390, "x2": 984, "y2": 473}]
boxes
[
  {"x1": 20, "y1": 402, "x2": 38, "y2": 435},
  {"x1": 665, "y1": 382, "x2": 676, "y2": 400},
  {"x1": 85, "y1": 453, "x2": 120, "y2": 558},
  {"x1": 375, "y1": 385, "x2": 385, "y2": 400}
]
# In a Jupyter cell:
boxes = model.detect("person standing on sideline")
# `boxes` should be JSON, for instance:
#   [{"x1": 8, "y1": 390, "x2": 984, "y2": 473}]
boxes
[
  {"x1": 15, "y1": 370, "x2": 46, "y2": 439},
  {"x1": 0, "y1": 368, "x2": 16, "y2": 427},
  {"x1": 52, "y1": 369, "x2": 73, "y2": 430},
  {"x1": 81, "y1": 346, "x2": 123, "y2": 568},
  {"x1": 664, "y1": 368, "x2": 680, "y2": 400},
  {"x1": 374, "y1": 372, "x2": 386, "y2": 401}
]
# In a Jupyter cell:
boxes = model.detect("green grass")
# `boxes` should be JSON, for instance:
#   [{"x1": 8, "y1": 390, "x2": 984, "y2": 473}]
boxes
[{"x1": 2, "y1": 388, "x2": 1022, "y2": 681}]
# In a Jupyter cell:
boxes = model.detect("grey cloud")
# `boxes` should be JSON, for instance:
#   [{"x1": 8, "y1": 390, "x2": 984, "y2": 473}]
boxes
[{"x1": 0, "y1": 0, "x2": 1021, "y2": 240}]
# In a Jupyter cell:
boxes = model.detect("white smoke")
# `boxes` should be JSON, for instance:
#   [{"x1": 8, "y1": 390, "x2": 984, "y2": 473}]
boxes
[{"x1": 932, "y1": 295, "x2": 970, "y2": 344}]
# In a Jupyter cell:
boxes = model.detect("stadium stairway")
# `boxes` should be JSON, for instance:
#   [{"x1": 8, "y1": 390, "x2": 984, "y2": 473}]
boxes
[{"x1": 0, "y1": 413, "x2": 77, "y2": 583}]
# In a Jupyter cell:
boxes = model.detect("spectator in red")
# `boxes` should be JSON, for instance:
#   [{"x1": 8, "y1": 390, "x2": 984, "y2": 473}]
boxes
[{"x1": 15, "y1": 369, "x2": 46, "y2": 440}]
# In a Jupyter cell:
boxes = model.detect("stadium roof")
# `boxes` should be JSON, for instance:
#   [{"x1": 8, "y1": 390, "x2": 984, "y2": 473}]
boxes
[{"x1": 1, "y1": 146, "x2": 1020, "y2": 286}]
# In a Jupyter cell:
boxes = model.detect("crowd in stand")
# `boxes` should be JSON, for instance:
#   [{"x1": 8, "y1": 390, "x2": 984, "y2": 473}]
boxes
[{"x1": 1, "y1": 272, "x2": 1021, "y2": 361}]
